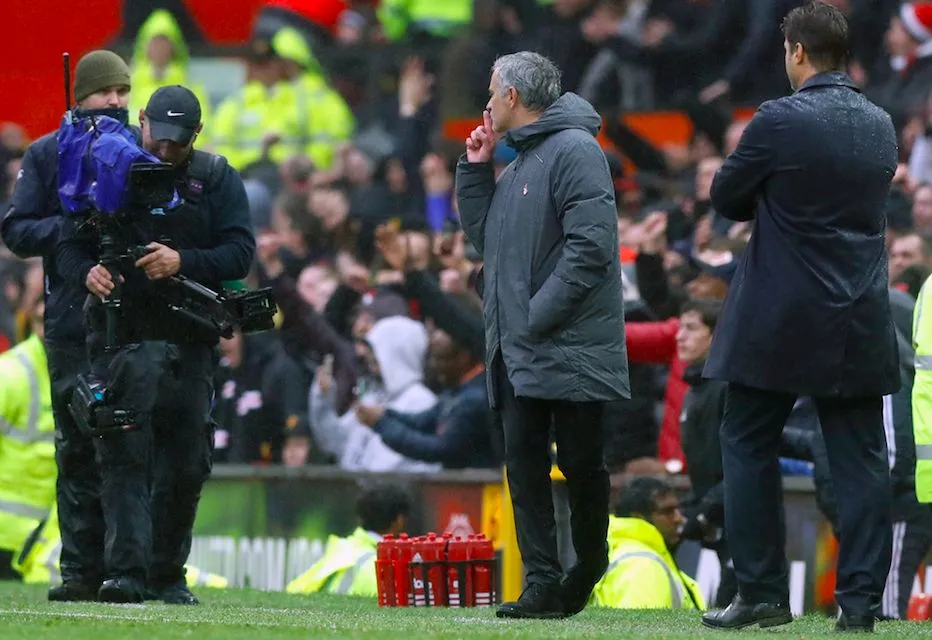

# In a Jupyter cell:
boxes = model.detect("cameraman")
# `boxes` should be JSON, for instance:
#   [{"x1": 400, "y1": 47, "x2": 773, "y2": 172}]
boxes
[
  {"x1": 0, "y1": 50, "x2": 132, "y2": 602},
  {"x1": 57, "y1": 85, "x2": 255, "y2": 604}
]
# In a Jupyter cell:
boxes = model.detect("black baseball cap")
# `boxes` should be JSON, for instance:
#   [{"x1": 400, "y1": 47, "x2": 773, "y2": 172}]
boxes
[{"x1": 144, "y1": 85, "x2": 201, "y2": 144}]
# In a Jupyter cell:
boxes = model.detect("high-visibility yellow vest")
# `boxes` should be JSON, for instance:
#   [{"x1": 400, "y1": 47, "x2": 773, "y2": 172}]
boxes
[
  {"x1": 128, "y1": 9, "x2": 213, "y2": 135},
  {"x1": 378, "y1": 0, "x2": 472, "y2": 41},
  {"x1": 206, "y1": 80, "x2": 306, "y2": 171},
  {"x1": 590, "y1": 516, "x2": 705, "y2": 610},
  {"x1": 0, "y1": 334, "x2": 56, "y2": 556},
  {"x1": 292, "y1": 73, "x2": 354, "y2": 171},
  {"x1": 15, "y1": 501, "x2": 228, "y2": 589},
  {"x1": 913, "y1": 275, "x2": 932, "y2": 502},
  {"x1": 184, "y1": 565, "x2": 230, "y2": 589},
  {"x1": 286, "y1": 527, "x2": 379, "y2": 596}
]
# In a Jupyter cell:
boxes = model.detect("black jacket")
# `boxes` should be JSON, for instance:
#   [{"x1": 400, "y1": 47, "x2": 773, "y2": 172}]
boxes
[
  {"x1": 212, "y1": 333, "x2": 312, "y2": 464},
  {"x1": 56, "y1": 150, "x2": 255, "y2": 344},
  {"x1": 1, "y1": 132, "x2": 99, "y2": 344},
  {"x1": 679, "y1": 361, "x2": 726, "y2": 530},
  {"x1": 455, "y1": 93, "x2": 629, "y2": 407},
  {"x1": 705, "y1": 72, "x2": 900, "y2": 398}
]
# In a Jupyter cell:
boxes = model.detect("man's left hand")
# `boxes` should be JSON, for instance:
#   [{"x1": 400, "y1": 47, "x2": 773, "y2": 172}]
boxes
[
  {"x1": 135, "y1": 242, "x2": 181, "y2": 280},
  {"x1": 355, "y1": 405, "x2": 385, "y2": 427}
]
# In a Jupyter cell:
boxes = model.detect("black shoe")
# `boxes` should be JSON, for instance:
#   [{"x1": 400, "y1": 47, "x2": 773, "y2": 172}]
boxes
[
  {"x1": 496, "y1": 582, "x2": 565, "y2": 620},
  {"x1": 48, "y1": 582, "x2": 99, "y2": 602},
  {"x1": 97, "y1": 577, "x2": 146, "y2": 604},
  {"x1": 701, "y1": 595, "x2": 793, "y2": 630},
  {"x1": 560, "y1": 558, "x2": 609, "y2": 617},
  {"x1": 156, "y1": 582, "x2": 199, "y2": 605},
  {"x1": 835, "y1": 613, "x2": 875, "y2": 633}
]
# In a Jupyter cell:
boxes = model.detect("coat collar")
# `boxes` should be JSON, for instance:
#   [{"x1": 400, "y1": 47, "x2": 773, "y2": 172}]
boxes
[{"x1": 796, "y1": 71, "x2": 860, "y2": 94}]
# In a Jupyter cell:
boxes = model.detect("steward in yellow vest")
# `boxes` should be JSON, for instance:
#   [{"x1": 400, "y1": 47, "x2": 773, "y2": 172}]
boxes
[
  {"x1": 270, "y1": 27, "x2": 355, "y2": 171},
  {"x1": 15, "y1": 502, "x2": 228, "y2": 590},
  {"x1": 591, "y1": 477, "x2": 705, "y2": 610},
  {"x1": 0, "y1": 328, "x2": 55, "y2": 578},
  {"x1": 287, "y1": 484, "x2": 411, "y2": 596},
  {"x1": 128, "y1": 9, "x2": 212, "y2": 134},
  {"x1": 913, "y1": 274, "x2": 932, "y2": 501}
]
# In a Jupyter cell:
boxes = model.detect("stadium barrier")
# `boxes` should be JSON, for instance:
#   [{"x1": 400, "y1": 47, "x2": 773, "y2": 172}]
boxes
[{"x1": 191, "y1": 465, "x2": 855, "y2": 613}]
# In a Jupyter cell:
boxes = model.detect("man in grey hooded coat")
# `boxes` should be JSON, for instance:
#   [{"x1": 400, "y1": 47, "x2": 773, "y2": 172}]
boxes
[{"x1": 455, "y1": 51, "x2": 630, "y2": 619}]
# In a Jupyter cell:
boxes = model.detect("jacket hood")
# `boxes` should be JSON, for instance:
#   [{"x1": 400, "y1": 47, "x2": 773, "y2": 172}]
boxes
[
  {"x1": 505, "y1": 92, "x2": 601, "y2": 151},
  {"x1": 365, "y1": 316, "x2": 429, "y2": 398},
  {"x1": 607, "y1": 516, "x2": 672, "y2": 561},
  {"x1": 133, "y1": 10, "x2": 189, "y2": 66}
]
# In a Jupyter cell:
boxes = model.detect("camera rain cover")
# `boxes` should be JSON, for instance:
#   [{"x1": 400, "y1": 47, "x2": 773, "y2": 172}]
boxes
[{"x1": 57, "y1": 114, "x2": 181, "y2": 215}]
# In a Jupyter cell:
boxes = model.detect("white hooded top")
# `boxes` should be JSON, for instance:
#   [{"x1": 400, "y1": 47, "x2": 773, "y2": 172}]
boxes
[{"x1": 309, "y1": 316, "x2": 440, "y2": 472}]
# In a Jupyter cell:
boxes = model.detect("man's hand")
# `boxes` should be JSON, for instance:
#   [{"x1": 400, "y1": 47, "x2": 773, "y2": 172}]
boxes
[
  {"x1": 256, "y1": 233, "x2": 284, "y2": 278},
  {"x1": 375, "y1": 224, "x2": 407, "y2": 270},
  {"x1": 399, "y1": 57, "x2": 434, "y2": 118},
  {"x1": 465, "y1": 110, "x2": 496, "y2": 163},
  {"x1": 335, "y1": 251, "x2": 370, "y2": 293},
  {"x1": 86, "y1": 264, "x2": 119, "y2": 298},
  {"x1": 433, "y1": 230, "x2": 467, "y2": 271},
  {"x1": 135, "y1": 242, "x2": 181, "y2": 280},
  {"x1": 355, "y1": 404, "x2": 385, "y2": 427},
  {"x1": 639, "y1": 211, "x2": 668, "y2": 255}
]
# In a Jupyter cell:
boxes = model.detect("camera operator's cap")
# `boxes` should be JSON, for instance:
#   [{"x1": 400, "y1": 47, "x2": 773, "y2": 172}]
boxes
[
  {"x1": 144, "y1": 85, "x2": 201, "y2": 144},
  {"x1": 73, "y1": 50, "x2": 131, "y2": 103}
]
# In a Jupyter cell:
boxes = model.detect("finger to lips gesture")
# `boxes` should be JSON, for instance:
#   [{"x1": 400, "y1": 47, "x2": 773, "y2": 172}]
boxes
[{"x1": 465, "y1": 110, "x2": 496, "y2": 163}]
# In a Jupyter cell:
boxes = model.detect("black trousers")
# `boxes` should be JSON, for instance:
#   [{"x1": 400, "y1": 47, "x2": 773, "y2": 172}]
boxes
[
  {"x1": 720, "y1": 383, "x2": 891, "y2": 615},
  {"x1": 88, "y1": 339, "x2": 213, "y2": 586},
  {"x1": 494, "y1": 357, "x2": 610, "y2": 586},
  {"x1": 46, "y1": 340, "x2": 105, "y2": 587},
  {"x1": 882, "y1": 500, "x2": 932, "y2": 619}
]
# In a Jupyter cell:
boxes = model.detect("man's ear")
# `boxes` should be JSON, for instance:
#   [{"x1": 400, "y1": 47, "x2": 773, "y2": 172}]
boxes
[
  {"x1": 195, "y1": 122, "x2": 203, "y2": 134},
  {"x1": 138, "y1": 109, "x2": 146, "y2": 126},
  {"x1": 793, "y1": 42, "x2": 806, "y2": 65}
]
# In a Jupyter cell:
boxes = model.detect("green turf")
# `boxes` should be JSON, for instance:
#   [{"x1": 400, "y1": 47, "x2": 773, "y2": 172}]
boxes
[{"x1": 0, "y1": 583, "x2": 930, "y2": 639}]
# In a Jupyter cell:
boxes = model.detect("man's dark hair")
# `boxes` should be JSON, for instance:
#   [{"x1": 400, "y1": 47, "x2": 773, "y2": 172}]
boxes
[
  {"x1": 781, "y1": 1, "x2": 850, "y2": 71},
  {"x1": 356, "y1": 484, "x2": 412, "y2": 533},
  {"x1": 681, "y1": 298, "x2": 724, "y2": 331},
  {"x1": 615, "y1": 477, "x2": 675, "y2": 518}
]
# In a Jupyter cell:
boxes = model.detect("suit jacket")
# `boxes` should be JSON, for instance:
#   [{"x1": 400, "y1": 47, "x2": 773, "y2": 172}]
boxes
[{"x1": 703, "y1": 72, "x2": 900, "y2": 398}]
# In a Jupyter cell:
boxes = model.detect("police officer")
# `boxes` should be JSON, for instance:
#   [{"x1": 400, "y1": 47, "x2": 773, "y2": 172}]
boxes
[
  {"x1": 0, "y1": 49, "x2": 132, "y2": 602},
  {"x1": 56, "y1": 84, "x2": 255, "y2": 604}
]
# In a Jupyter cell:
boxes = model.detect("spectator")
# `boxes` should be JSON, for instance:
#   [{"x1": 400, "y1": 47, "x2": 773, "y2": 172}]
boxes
[{"x1": 356, "y1": 328, "x2": 495, "y2": 468}]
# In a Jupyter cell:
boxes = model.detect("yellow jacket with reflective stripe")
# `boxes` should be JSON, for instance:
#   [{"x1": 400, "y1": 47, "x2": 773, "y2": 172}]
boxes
[
  {"x1": 0, "y1": 334, "x2": 55, "y2": 553},
  {"x1": 128, "y1": 8, "x2": 212, "y2": 134},
  {"x1": 207, "y1": 80, "x2": 303, "y2": 171},
  {"x1": 15, "y1": 501, "x2": 228, "y2": 588},
  {"x1": 293, "y1": 73, "x2": 354, "y2": 170},
  {"x1": 913, "y1": 274, "x2": 932, "y2": 502},
  {"x1": 286, "y1": 527, "x2": 379, "y2": 596},
  {"x1": 14, "y1": 498, "x2": 60, "y2": 583},
  {"x1": 378, "y1": 0, "x2": 472, "y2": 41},
  {"x1": 590, "y1": 516, "x2": 705, "y2": 610}
]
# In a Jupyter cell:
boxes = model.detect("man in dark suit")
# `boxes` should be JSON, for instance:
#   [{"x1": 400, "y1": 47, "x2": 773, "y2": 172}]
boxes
[{"x1": 699, "y1": 3, "x2": 899, "y2": 633}]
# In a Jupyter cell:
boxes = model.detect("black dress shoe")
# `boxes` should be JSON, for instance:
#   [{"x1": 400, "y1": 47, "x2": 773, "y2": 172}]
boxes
[
  {"x1": 97, "y1": 577, "x2": 146, "y2": 604},
  {"x1": 560, "y1": 558, "x2": 609, "y2": 617},
  {"x1": 701, "y1": 595, "x2": 793, "y2": 630},
  {"x1": 835, "y1": 613, "x2": 874, "y2": 633},
  {"x1": 48, "y1": 582, "x2": 100, "y2": 602},
  {"x1": 496, "y1": 582, "x2": 565, "y2": 619},
  {"x1": 156, "y1": 582, "x2": 199, "y2": 605}
]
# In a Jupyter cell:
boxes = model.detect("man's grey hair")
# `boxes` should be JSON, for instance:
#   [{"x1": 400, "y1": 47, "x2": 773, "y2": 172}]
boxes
[{"x1": 492, "y1": 52, "x2": 562, "y2": 113}]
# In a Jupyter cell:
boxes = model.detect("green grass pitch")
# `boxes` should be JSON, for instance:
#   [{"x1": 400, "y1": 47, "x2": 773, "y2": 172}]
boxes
[{"x1": 0, "y1": 583, "x2": 931, "y2": 638}]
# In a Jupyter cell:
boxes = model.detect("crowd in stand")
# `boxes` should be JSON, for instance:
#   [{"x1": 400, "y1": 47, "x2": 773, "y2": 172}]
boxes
[{"x1": 2, "y1": 0, "x2": 932, "y2": 485}]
